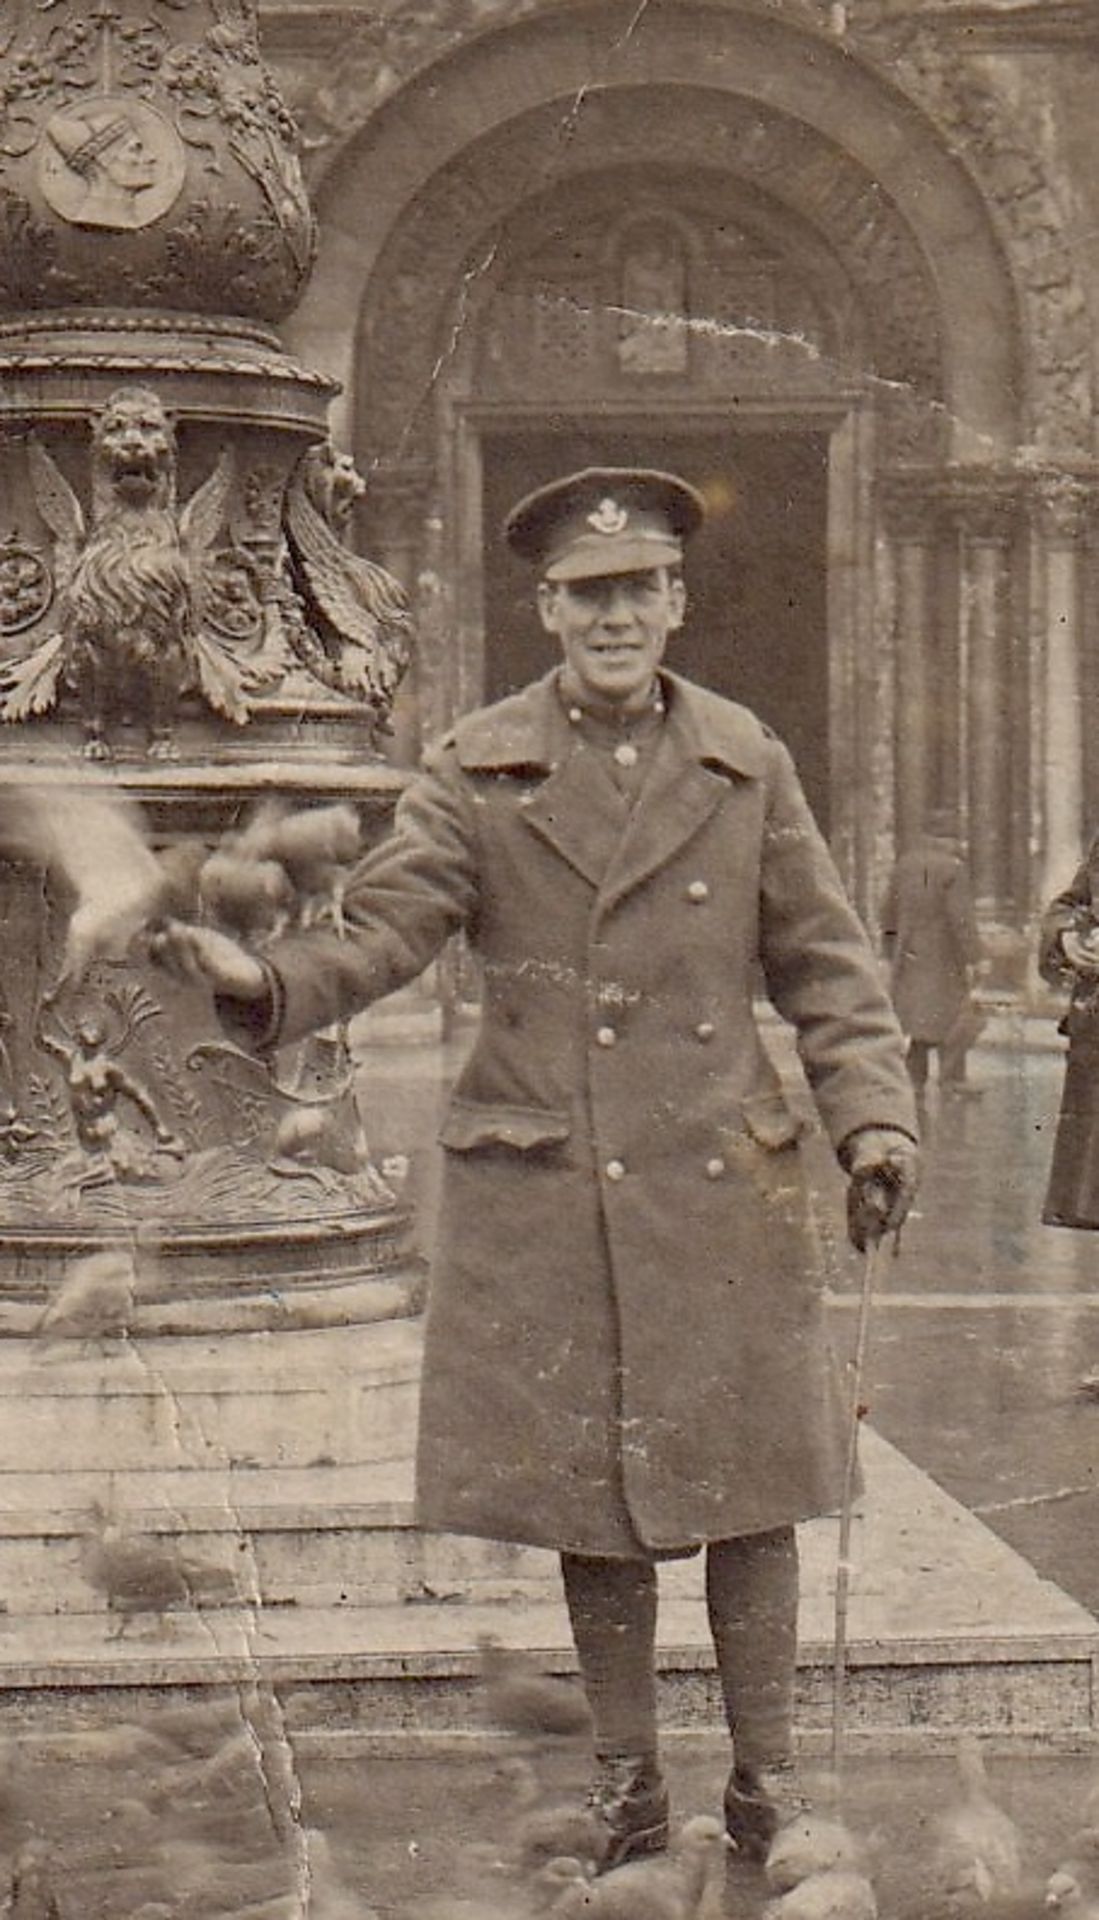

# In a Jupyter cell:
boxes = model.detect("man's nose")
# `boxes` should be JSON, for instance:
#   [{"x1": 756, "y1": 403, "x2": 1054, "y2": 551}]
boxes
[{"x1": 599, "y1": 586, "x2": 636, "y2": 621}]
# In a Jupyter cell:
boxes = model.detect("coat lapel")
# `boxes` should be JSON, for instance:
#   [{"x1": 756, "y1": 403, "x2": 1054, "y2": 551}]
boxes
[
  {"x1": 451, "y1": 667, "x2": 768, "y2": 901},
  {"x1": 522, "y1": 751, "x2": 630, "y2": 889},
  {"x1": 595, "y1": 675, "x2": 768, "y2": 910},
  {"x1": 596, "y1": 726, "x2": 729, "y2": 912},
  {"x1": 452, "y1": 673, "x2": 629, "y2": 889}
]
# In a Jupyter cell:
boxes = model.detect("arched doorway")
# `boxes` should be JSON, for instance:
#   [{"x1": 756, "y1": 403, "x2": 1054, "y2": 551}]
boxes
[
  {"x1": 352, "y1": 80, "x2": 966, "y2": 912},
  {"x1": 293, "y1": 1, "x2": 1096, "y2": 936}
]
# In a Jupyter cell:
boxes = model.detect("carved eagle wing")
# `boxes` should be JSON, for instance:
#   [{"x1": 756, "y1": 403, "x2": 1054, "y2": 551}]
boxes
[
  {"x1": 179, "y1": 447, "x2": 236, "y2": 556},
  {"x1": 27, "y1": 439, "x2": 85, "y2": 582},
  {"x1": 284, "y1": 469, "x2": 411, "y2": 697}
]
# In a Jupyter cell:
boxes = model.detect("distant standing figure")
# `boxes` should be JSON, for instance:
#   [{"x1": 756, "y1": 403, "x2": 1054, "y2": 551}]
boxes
[
  {"x1": 881, "y1": 811, "x2": 983, "y2": 1100},
  {"x1": 1038, "y1": 835, "x2": 1099, "y2": 1229}
]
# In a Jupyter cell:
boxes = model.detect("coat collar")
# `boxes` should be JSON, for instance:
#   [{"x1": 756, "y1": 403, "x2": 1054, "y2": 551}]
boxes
[
  {"x1": 450, "y1": 670, "x2": 770, "y2": 901},
  {"x1": 452, "y1": 669, "x2": 769, "y2": 781}
]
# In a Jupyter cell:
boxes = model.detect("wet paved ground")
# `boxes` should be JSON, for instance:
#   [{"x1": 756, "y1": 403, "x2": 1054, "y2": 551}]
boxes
[{"x1": 841, "y1": 1036, "x2": 1099, "y2": 1622}]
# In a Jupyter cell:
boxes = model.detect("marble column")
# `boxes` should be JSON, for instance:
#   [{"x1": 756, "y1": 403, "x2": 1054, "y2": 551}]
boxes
[
  {"x1": 1033, "y1": 474, "x2": 1092, "y2": 907},
  {"x1": 881, "y1": 477, "x2": 939, "y2": 853},
  {"x1": 947, "y1": 477, "x2": 1020, "y2": 917}
]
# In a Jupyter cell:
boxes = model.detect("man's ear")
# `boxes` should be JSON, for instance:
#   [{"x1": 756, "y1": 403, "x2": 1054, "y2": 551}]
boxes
[
  {"x1": 536, "y1": 581, "x2": 560, "y2": 634},
  {"x1": 668, "y1": 577, "x2": 687, "y2": 632}
]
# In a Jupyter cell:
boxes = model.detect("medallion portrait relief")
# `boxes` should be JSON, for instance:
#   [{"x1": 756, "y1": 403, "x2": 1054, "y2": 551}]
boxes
[{"x1": 38, "y1": 95, "x2": 186, "y2": 231}]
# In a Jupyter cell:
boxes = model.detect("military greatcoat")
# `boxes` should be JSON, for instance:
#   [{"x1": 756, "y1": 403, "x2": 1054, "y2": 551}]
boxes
[{"x1": 265, "y1": 670, "x2": 916, "y2": 1555}]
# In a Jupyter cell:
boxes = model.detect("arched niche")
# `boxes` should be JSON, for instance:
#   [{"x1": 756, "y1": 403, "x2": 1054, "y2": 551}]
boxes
[{"x1": 295, "y1": 0, "x2": 1023, "y2": 460}]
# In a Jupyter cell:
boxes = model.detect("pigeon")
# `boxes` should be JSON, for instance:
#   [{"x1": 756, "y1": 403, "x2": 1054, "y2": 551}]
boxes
[
  {"x1": 198, "y1": 848, "x2": 295, "y2": 945},
  {"x1": 77, "y1": 1499, "x2": 243, "y2": 1633},
  {"x1": 0, "y1": 780, "x2": 173, "y2": 984},
  {"x1": 231, "y1": 800, "x2": 362, "y2": 930},
  {"x1": 1045, "y1": 1832, "x2": 1099, "y2": 1917},
  {"x1": 477, "y1": 1636, "x2": 593, "y2": 1744},
  {"x1": 493, "y1": 1756, "x2": 606, "y2": 1873},
  {"x1": 766, "y1": 1793, "x2": 864, "y2": 1893},
  {"x1": 35, "y1": 1248, "x2": 138, "y2": 1349},
  {"x1": 927, "y1": 1737, "x2": 1023, "y2": 1908},
  {"x1": 1046, "y1": 1868, "x2": 1099, "y2": 1916},
  {"x1": 550, "y1": 1814, "x2": 727, "y2": 1920},
  {"x1": 763, "y1": 1868, "x2": 878, "y2": 1920}
]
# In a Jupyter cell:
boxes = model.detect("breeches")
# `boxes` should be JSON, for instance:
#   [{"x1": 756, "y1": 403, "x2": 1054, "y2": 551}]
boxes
[{"x1": 560, "y1": 1526, "x2": 798, "y2": 1770}]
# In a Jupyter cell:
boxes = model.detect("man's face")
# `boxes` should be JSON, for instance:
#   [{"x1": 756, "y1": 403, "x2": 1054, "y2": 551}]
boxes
[{"x1": 536, "y1": 567, "x2": 685, "y2": 708}]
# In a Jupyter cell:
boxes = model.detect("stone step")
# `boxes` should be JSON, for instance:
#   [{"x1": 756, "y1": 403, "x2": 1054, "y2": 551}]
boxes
[
  {"x1": 0, "y1": 1594, "x2": 1092, "y2": 1757},
  {"x1": 0, "y1": 1429, "x2": 1094, "y2": 1751}
]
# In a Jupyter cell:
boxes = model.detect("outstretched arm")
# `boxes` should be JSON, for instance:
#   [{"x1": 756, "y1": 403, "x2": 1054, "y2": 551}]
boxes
[{"x1": 153, "y1": 746, "x2": 479, "y2": 1048}]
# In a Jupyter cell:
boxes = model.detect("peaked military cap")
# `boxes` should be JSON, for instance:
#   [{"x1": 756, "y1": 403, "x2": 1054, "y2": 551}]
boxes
[{"x1": 504, "y1": 467, "x2": 705, "y2": 582}]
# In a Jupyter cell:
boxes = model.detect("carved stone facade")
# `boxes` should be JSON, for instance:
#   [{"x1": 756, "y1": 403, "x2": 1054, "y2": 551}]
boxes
[{"x1": 255, "y1": 0, "x2": 1099, "y2": 974}]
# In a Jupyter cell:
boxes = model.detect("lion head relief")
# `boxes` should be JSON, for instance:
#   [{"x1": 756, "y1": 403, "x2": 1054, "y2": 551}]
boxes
[{"x1": 92, "y1": 387, "x2": 177, "y2": 515}]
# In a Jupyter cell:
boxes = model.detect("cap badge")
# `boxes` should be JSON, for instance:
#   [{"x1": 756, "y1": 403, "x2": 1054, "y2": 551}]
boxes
[{"x1": 587, "y1": 498, "x2": 629, "y2": 536}]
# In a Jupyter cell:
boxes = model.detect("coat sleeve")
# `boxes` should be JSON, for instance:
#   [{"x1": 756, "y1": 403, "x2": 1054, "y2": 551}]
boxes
[
  {"x1": 756, "y1": 737, "x2": 918, "y2": 1153},
  {"x1": 1038, "y1": 853, "x2": 1091, "y2": 988},
  {"x1": 262, "y1": 745, "x2": 480, "y2": 1047}
]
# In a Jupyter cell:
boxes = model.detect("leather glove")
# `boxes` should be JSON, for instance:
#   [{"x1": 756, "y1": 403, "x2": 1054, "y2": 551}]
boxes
[{"x1": 842, "y1": 1126, "x2": 920, "y2": 1253}]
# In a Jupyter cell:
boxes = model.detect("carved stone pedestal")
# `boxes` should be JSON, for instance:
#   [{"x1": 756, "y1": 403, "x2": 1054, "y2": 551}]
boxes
[{"x1": 0, "y1": 1, "x2": 426, "y2": 1789}]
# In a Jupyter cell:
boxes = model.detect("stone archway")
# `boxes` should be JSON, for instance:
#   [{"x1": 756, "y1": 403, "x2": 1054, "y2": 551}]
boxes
[
  {"x1": 298, "y1": 2, "x2": 1022, "y2": 452},
  {"x1": 292, "y1": 1, "x2": 1096, "y2": 940}
]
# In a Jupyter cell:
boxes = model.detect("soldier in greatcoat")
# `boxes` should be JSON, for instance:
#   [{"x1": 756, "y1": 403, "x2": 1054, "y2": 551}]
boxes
[{"x1": 154, "y1": 469, "x2": 919, "y2": 1868}]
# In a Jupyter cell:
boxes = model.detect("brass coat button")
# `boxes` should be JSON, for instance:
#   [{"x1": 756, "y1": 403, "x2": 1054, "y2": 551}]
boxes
[
  {"x1": 605, "y1": 1159, "x2": 626, "y2": 1182},
  {"x1": 687, "y1": 880, "x2": 710, "y2": 902}
]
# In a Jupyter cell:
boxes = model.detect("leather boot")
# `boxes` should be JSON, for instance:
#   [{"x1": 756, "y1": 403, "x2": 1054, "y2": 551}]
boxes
[
  {"x1": 585, "y1": 1753, "x2": 669, "y2": 1872},
  {"x1": 723, "y1": 1761, "x2": 809, "y2": 1863}
]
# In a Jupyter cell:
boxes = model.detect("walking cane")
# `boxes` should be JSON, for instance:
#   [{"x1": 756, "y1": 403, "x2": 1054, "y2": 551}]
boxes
[{"x1": 830, "y1": 1230, "x2": 892, "y2": 1775}]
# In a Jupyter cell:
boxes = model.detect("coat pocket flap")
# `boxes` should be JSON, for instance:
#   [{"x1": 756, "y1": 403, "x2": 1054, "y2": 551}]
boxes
[
  {"x1": 740, "y1": 1088, "x2": 806, "y2": 1151},
  {"x1": 439, "y1": 1099, "x2": 571, "y2": 1152}
]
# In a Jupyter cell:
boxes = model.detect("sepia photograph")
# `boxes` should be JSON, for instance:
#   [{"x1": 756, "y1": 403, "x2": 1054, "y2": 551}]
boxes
[{"x1": 0, "y1": 0, "x2": 1096, "y2": 1912}]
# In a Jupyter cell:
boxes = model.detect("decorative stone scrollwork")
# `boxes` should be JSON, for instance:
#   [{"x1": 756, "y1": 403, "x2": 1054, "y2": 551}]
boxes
[
  {"x1": 857, "y1": 41, "x2": 1093, "y2": 459},
  {"x1": 0, "y1": 392, "x2": 412, "y2": 756},
  {"x1": 0, "y1": 0, "x2": 315, "y2": 320},
  {"x1": 1030, "y1": 471, "x2": 1095, "y2": 544},
  {"x1": 359, "y1": 90, "x2": 945, "y2": 472},
  {"x1": 939, "y1": 469, "x2": 1022, "y2": 544}
]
